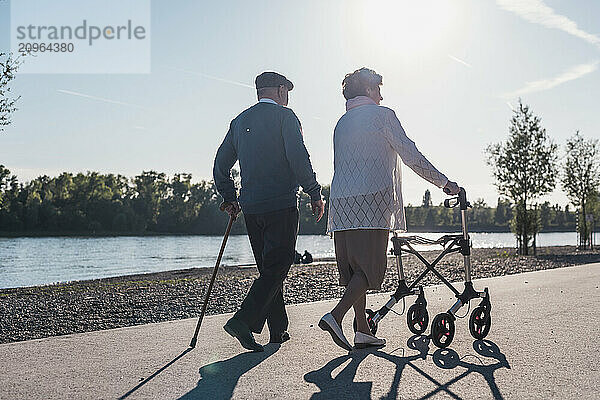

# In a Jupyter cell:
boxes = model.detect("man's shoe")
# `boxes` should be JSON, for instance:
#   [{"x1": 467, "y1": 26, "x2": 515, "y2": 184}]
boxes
[
  {"x1": 354, "y1": 331, "x2": 386, "y2": 349},
  {"x1": 223, "y1": 318, "x2": 264, "y2": 352},
  {"x1": 318, "y1": 313, "x2": 353, "y2": 351},
  {"x1": 269, "y1": 331, "x2": 290, "y2": 344}
]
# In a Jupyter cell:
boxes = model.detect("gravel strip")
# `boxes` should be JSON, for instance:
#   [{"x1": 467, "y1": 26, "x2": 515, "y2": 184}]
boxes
[{"x1": 1, "y1": 246, "x2": 598, "y2": 344}]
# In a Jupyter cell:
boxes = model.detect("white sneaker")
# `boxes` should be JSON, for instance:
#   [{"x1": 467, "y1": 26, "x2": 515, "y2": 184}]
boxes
[
  {"x1": 318, "y1": 313, "x2": 353, "y2": 351},
  {"x1": 354, "y1": 331, "x2": 386, "y2": 349}
]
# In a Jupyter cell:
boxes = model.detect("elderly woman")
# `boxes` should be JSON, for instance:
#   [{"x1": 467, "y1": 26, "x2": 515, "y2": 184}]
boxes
[{"x1": 318, "y1": 68, "x2": 460, "y2": 351}]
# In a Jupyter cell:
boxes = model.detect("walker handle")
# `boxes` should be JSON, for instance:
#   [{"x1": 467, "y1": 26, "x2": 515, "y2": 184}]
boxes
[
  {"x1": 444, "y1": 197, "x2": 459, "y2": 208},
  {"x1": 444, "y1": 187, "x2": 470, "y2": 210}
]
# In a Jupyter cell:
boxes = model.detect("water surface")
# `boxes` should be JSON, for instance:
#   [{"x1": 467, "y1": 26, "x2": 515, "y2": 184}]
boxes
[{"x1": 0, "y1": 232, "x2": 577, "y2": 288}]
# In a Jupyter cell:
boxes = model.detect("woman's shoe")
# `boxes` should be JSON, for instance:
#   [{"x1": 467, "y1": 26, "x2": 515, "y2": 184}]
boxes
[
  {"x1": 318, "y1": 313, "x2": 353, "y2": 351},
  {"x1": 354, "y1": 331, "x2": 386, "y2": 349}
]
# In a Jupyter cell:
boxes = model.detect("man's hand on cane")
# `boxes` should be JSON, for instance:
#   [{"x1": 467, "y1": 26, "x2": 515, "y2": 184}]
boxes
[
  {"x1": 220, "y1": 201, "x2": 241, "y2": 219},
  {"x1": 311, "y1": 199, "x2": 325, "y2": 222}
]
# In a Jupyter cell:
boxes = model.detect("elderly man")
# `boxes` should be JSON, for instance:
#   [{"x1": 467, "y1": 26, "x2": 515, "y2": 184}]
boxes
[{"x1": 214, "y1": 71, "x2": 324, "y2": 352}]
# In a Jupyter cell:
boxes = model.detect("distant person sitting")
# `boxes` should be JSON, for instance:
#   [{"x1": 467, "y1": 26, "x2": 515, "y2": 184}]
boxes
[
  {"x1": 214, "y1": 71, "x2": 325, "y2": 352},
  {"x1": 301, "y1": 250, "x2": 313, "y2": 264},
  {"x1": 294, "y1": 251, "x2": 303, "y2": 265}
]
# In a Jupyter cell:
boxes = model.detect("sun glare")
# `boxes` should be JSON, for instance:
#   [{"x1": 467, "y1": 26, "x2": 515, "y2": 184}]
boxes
[{"x1": 359, "y1": 1, "x2": 460, "y2": 57}]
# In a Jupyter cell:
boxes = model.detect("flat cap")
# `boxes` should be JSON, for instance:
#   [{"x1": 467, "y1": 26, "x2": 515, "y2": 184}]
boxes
[{"x1": 255, "y1": 71, "x2": 294, "y2": 91}]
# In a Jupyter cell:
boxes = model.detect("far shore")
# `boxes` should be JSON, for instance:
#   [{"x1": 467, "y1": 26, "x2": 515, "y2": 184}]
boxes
[
  {"x1": 1, "y1": 245, "x2": 598, "y2": 344},
  {"x1": 0, "y1": 228, "x2": 580, "y2": 238}
]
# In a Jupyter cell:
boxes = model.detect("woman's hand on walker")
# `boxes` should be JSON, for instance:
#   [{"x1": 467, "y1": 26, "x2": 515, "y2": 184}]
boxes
[
  {"x1": 311, "y1": 199, "x2": 325, "y2": 222},
  {"x1": 443, "y1": 181, "x2": 460, "y2": 195}
]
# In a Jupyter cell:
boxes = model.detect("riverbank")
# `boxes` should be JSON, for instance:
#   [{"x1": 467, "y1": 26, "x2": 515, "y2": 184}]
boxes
[
  {"x1": 1, "y1": 245, "x2": 598, "y2": 344},
  {"x1": 0, "y1": 227, "x2": 579, "y2": 237}
]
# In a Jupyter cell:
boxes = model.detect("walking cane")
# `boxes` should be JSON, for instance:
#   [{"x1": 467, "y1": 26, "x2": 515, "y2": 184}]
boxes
[{"x1": 189, "y1": 210, "x2": 235, "y2": 348}]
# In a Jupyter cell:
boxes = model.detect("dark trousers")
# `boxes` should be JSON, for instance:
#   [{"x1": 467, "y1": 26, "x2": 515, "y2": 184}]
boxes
[{"x1": 234, "y1": 206, "x2": 299, "y2": 334}]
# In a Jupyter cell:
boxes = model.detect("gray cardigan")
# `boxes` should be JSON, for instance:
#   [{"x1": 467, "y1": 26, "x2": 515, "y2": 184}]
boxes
[
  {"x1": 213, "y1": 102, "x2": 321, "y2": 214},
  {"x1": 328, "y1": 104, "x2": 448, "y2": 232}
]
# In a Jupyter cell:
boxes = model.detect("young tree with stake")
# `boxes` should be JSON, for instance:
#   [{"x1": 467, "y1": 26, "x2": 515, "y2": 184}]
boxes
[
  {"x1": 486, "y1": 99, "x2": 558, "y2": 255},
  {"x1": 562, "y1": 131, "x2": 600, "y2": 249}
]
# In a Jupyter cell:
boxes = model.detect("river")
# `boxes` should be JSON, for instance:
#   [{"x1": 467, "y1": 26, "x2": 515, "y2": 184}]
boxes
[{"x1": 0, "y1": 232, "x2": 578, "y2": 288}]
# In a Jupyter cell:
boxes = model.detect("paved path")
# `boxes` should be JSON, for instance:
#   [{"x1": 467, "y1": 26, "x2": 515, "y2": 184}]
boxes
[{"x1": 1, "y1": 263, "x2": 599, "y2": 399}]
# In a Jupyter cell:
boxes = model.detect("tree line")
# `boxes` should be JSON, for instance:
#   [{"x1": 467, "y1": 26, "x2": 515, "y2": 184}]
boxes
[
  {"x1": 0, "y1": 166, "x2": 581, "y2": 236},
  {"x1": 405, "y1": 192, "x2": 578, "y2": 233},
  {"x1": 0, "y1": 167, "x2": 325, "y2": 236}
]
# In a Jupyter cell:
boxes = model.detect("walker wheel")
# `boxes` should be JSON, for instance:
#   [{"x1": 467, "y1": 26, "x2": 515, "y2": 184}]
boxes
[
  {"x1": 469, "y1": 306, "x2": 491, "y2": 340},
  {"x1": 406, "y1": 303, "x2": 429, "y2": 335},
  {"x1": 352, "y1": 308, "x2": 378, "y2": 335},
  {"x1": 431, "y1": 313, "x2": 455, "y2": 348}
]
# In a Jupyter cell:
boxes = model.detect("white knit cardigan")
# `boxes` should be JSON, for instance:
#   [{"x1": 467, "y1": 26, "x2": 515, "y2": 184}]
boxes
[{"x1": 327, "y1": 104, "x2": 448, "y2": 233}]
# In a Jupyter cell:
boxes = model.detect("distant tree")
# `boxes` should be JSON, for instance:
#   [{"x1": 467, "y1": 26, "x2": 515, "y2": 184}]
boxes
[
  {"x1": 562, "y1": 131, "x2": 600, "y2": 248},
  {"x1": 473, "y1": 199, "x2": 487, "y2": 208},
  {"x1": 424, "y1": 208, "x2": 435, "y2": 227},
  {"x1": 472, "y1": 198, "x2": 493, "y2": 227},
  {"x1": 411, "y1": 205, "x2": 426, "y2": 226},
  {"x1": 552, "y1": 204, "x2": 564, "y2": 227},
  {"x1": 0, "y1": 53, "x2": 22, "y2": 132},
  {"x1": 565, "y1": 205, "x2": 577, "y2": 225},
  {"x1": 494, "y1": 198, "x2": 512, "y2": 226},
  {"x1": 539, "y1": 201, "x2": 552, "y2": 230},
  {"x1": 422, "y1": 189, "x2": 432, "y2": 208},
  {"x1": 0, "y1": 165, "x2": 11, "y2": 209},
  {"x1": 0, "y1": 166, "x2": 19, "y2": 230},
  {"x1": 133, "y1": 171, "x2": 168, "y2": 230},
  {"x1": 437, "y1": 206, "x2": 454, "y2": 226},
  {"x1": 157, "y1": 173, "x2": 206, "y2": 233},
  {"x1": 486, "y1": 99, "x2": 558, "y2": 254}
]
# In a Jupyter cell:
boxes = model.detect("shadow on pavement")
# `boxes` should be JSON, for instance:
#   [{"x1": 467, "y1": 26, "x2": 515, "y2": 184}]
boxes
[
  {"x1": 304, "y1": 349, "x2": 373, "y2": 399},
  {"x1": 425, "y1": 340, "x2": 510, "y2": 400},
  {"x1": 304, "y1": 337, "x2": 510, "y2": 400},
  {"x1": 178, "y1": 343, "x2": 280, "y2": 400},
  {"x1": 534, "y1": 252, "x2": 600, "y2": 266},
  {"x1": 118, "y1": 347, "x2": 193, "y2": 399}
]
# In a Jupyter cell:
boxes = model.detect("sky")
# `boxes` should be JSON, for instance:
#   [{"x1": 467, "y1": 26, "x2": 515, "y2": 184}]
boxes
[{"x1": 1, "y1": 0, "x2": 599, "y2": 207}]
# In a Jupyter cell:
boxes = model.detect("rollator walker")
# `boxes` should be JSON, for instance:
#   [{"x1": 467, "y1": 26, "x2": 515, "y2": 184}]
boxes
[{"x1": 354, "y1": 188, "x2": 492, "y2": 348}]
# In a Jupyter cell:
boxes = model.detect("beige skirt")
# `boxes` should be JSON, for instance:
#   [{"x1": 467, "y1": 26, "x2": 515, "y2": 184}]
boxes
[{"x1": 334, "y1": 229, "x2": 389, "y2": 290}]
